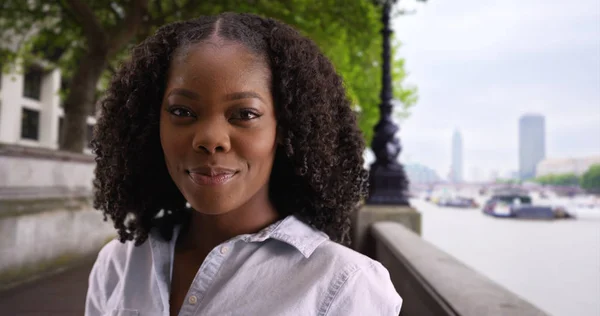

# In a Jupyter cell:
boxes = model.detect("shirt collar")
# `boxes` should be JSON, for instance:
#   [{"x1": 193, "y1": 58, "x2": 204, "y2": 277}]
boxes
[
  {"x1": 152, "y1": 215, "x2": 330, "y2": 259},
  {"x1": 242, "y1": 215, "x2": 330, "y2": 258}
]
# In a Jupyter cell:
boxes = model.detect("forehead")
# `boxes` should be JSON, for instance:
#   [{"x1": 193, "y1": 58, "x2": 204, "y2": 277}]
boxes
[{"x1": 168, "y1": 40, "x2": 270, "y2": 85}]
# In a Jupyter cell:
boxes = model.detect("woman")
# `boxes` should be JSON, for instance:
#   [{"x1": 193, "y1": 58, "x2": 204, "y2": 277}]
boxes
[{"x1": 87, "y1": 12, "x2": 402, "y2": 316}]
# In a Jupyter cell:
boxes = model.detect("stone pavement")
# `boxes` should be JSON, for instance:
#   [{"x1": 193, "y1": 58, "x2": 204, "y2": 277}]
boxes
[{"x1": 0, "y1": 259, "x2": 94, "y2": 316}]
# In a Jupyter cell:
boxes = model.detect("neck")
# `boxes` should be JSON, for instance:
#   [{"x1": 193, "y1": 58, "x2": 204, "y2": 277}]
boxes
[{"x1": 178, "y1": 188, "x2": 279, "y2": 253}]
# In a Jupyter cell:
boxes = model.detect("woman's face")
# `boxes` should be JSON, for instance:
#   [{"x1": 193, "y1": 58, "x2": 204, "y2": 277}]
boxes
[{"x1": 160, "y1": 39, "x2": 277, "y2": 215}]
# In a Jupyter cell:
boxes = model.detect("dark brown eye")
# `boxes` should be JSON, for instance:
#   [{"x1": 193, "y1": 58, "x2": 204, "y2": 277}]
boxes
[
  {"x1": 232, "y1": 109, "x2": 260, "y2": 121},
  {"x1": 168, "y1": 107, "x2": 195, "y2": 117}
]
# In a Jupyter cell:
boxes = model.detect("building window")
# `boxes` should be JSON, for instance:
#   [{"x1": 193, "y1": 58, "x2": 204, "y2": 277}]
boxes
[
  {"x1": 21, "y1": 108, "x2": 40, "y2": 140},
  {"x1": 23, "y1": 66, "x2": 43, "y2": 100}
]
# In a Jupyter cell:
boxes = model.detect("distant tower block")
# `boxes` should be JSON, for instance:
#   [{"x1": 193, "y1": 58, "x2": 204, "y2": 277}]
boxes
[
  {"x1": 451, "y1": 129, "x2": 463, "y2": 183},
  {"x1": 519, "y1": 114, "x2": 546, "y2": 180}
]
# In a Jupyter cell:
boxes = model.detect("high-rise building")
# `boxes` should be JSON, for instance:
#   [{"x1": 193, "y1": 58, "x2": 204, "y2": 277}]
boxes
[
  {"x1": 519, "y1": 114, "x2": 546, "y2": 180},
  {"x1": 451, "y1": 129, "x2": 463, "y2": 183}
]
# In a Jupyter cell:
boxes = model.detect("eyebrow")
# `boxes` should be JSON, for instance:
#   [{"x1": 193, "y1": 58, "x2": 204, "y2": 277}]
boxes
[
  {"x1": 167, "y1": 89, "x2": 265, "y2": 103},
  {"x1": 224, "y1": 91, "x2": 265, "y2": 103},
  {"x1": 168, "y1": 88, "x2": 200, "y2": 100}
]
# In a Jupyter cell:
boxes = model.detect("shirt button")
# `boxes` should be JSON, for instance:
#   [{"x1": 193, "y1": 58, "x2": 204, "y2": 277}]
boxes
[
  {"x1": 220, "y1": 246, "x2": 229, "y2": 254},
  {"x1": 188, "y1": 295, "x2": 198, "y2": 305}
]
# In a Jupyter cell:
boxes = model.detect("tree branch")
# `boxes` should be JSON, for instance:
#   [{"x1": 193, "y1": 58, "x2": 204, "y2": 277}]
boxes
[
  {"x1": 107, "y1": 0, "x2": 149, "y2": 55},
  {"x1": 64, "y1": 0, "x2": 107, "y2": 49}
]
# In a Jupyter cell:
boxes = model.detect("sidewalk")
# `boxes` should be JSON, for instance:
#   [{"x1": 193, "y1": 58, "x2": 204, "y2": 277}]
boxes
[{"x1": 0, "y1": 259, "x2": 94, "y2": 316}]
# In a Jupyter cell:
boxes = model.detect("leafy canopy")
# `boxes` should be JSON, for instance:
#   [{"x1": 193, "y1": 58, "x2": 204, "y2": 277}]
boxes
[
  {"x1": 0, "y1": 0, "x2": 417, "y2": 145},
  {"x1": 580, "y1": 164, "x2": 600, "y2": 191},
  {"x1": 534, "y1": 173, "x2": 581, "y2": 186}
]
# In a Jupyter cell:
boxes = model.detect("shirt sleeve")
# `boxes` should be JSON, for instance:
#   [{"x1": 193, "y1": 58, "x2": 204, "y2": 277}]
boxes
[
  {"x1": 85, "y1": 243, "x2": 112, "y2": 316},
  {"x1": 325, "y1": 261, "x2": 402, "y2": 316}
]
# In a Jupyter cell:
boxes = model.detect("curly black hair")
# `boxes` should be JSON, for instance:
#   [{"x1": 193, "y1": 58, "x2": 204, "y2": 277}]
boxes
[{"x1": 92, "y1": 12, "x2": 368, "y2": 246}]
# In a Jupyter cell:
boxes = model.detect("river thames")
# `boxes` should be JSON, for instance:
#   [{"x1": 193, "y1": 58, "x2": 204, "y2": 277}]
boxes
[{"x1": 411, "y1": 198, "x2": 600, "y2": 316}]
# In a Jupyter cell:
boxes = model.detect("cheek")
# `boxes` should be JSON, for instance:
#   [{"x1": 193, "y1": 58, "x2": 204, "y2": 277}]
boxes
[
  {"x1": 238, "y1": 127, "x2": 277, "y2": 169},
  {"x1": 159, "y1": 117, "x2": 188, "y2": 168}
]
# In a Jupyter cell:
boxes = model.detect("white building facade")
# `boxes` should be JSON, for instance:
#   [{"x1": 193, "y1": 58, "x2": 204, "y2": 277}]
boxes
[
  {"x1": 0, "y1": 63, "x2": 95, "y2": 150},
  {"x1": 536, "y1": 156, "x2": 600, "y2": 177}
]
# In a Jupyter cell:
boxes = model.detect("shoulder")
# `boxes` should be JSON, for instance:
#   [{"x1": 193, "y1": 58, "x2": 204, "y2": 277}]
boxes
[
  {"x1": 89, "y1": 237, "x2": 152, "y2": 289},
  {"x1": 89, "y1": 239, "x2": 133, "y2": 285},
  {"x1": 310, "y1": 241, "x2": 403, "y2": 316},
  {"x1": 96, "y1": 238, "x2": 132, "y2": 261},
  {"x1": 311, "y1": 240, "x2": 375, "y2": 267},
  {"x1": 95, "y1": 238, "x2": 137, "y2": 268},
  {"x1": 310, "y1": 239, "x2": 391, "y2": 279}
]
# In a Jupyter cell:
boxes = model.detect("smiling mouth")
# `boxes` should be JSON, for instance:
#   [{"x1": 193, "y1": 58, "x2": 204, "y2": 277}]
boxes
[{"x1": 187, "y1": 171, "x2": 237, "y2": 186}]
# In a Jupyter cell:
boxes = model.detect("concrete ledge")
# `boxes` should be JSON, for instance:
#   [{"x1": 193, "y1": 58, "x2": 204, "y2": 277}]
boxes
[
  {"x1": 352, "y1": 205, "x2": 421, "y2": 257},
  {"x1": 0, "y1": 187, "x2": 92, "y2": 201},
  {"x1": 0, "y1": 197, "x2": 92, "y2": 218},
  {"x1": 0, "y1": 143, "x2": 94, "y2": 163},
  {"x1": 372, "y1": 222, "x2": 548, "y2": 316},
  {"x1": 0, "y1": 148, "x2": 94, "y2": 191}
]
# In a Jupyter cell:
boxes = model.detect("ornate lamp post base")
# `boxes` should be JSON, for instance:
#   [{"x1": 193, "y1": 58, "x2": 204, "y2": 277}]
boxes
[
  {"x1": 368, "y1": 164, "x2": 409, "y2": 205},
  {"x1": 367, "y1": 113, "x2": 410, "y2": 205}
]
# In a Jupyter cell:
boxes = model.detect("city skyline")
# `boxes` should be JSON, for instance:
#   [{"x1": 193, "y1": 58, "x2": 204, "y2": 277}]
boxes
[{"x1": 393, "y1": 0, "x2": 600, "y2": 181}]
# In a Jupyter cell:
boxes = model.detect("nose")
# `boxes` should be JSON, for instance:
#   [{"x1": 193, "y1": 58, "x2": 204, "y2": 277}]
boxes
[{"x1": 191, "y1": 117, "x2": 231, "y2": 154}]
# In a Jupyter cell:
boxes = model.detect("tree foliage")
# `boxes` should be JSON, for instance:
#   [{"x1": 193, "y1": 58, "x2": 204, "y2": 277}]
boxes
[
  {"x1": 0, "y1": 0, "x2": 417, "y2": 152},
  {"x1": 495, "y1": 178, "x2": 521, "y2": 185},
  {"x1": 580, "y1": 164, "x2": 600, "y2": 192},
  {"x1": 534, "y1": 173, "x2": 580, "y2": 186}
]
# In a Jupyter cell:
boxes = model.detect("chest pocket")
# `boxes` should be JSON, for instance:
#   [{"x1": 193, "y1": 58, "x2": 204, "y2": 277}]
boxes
[{"x1": 107, "y1": 309, "x2": 139, "y2": 316}]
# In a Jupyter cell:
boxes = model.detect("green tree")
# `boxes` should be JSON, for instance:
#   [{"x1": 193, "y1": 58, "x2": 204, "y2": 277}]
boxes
[
  {"x1": 534, "y1": 173, "x2": 580, "y2": 186},
  {"x1": 0, "y1": 0, "x2": 417, "y2": 152},
  {"x1": 580, "y1": 164, "x2": 600, "y2": 192},
  {"x1": 495, "y1": 178, "x2": 521, "y2": 185}
]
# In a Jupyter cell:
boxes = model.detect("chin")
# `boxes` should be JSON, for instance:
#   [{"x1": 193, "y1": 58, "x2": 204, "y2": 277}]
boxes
[{"x1": 186, "y1": 198, "x2": 238, "y2": 216}]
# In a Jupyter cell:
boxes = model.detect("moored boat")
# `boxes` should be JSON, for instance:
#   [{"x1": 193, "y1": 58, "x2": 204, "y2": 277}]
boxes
[{"x1": 482, "y1": 189, "x2": 570, "y2": 219}]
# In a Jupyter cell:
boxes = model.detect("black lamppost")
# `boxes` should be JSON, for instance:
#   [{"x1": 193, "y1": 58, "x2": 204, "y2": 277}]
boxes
[{"x1": 367, "y1": 0, "x2": 421, "y2": 205}]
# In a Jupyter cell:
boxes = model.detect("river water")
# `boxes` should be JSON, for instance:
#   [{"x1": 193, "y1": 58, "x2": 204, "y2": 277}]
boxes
[{"x1": 411, "y1": 198, "x2": 600, "y2": 316}]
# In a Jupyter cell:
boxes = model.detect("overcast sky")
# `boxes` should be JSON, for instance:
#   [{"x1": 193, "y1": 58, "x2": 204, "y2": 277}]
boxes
[{"x1": 389, "y1": 0, "x2": 600, "y2": 181}]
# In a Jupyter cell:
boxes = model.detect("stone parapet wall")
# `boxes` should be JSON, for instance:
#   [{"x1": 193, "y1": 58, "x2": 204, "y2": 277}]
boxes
[
  {"x1": 0, "y1": 144, "x2": 94, "y2": 200},
  {"x1": 371, "y1": 221, "x2": 548, "y2": 316},
  {"x1": 0, "y1": 144, "x2": 112, "y2": 289},
  {"x1": 0, "y1": 198, "x2": 114, "y2": 289}
]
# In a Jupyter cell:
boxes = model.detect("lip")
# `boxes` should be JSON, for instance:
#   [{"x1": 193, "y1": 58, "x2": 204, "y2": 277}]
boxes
[{"x1": 187, "y1": 166, "x2": 238, "y2": 186}]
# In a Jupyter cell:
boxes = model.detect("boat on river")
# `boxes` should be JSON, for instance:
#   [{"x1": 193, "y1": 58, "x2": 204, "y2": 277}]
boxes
[{"x1": 482, "y1": 189, "x2": 570, "y2": 219}]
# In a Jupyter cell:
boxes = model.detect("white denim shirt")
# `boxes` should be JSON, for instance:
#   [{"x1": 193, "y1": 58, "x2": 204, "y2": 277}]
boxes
[{"x1": 85, "y1": 215, "x2": 402, "y2": 316}]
